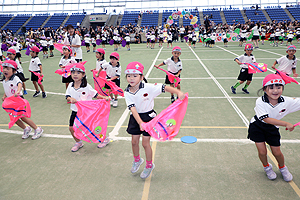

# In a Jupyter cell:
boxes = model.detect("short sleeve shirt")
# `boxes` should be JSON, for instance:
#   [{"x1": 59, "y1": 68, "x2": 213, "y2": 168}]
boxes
[
  {"x1": 163, "y1": 56, "x2": 183, "y2": 73},
  {"x1": 101, "y1": 62, "x2": 121, "y2": 79},
  {"x1": 59, "y1": 56, "x2": 76, "y2": 67},
  {"x1": 64, "y1": 33, "x2": 82, "y2": 59},
  {"x1": 235, "y1": 53, "x2": 256, "y2": 69},
  {"x1": 96, "y1": 59, "x2": 107, "y2": 71},
  {"x1": 276, "y1": 55, "x2": 297, "y2": 75},
  {"x1": 29, "y1": 56, "x2": 42, "y2": 71},
  {"x1": 2, "y1": 74, "x2": 22, "y2": 97}
]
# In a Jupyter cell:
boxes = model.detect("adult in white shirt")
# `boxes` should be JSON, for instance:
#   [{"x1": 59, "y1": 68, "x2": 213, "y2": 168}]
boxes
[
  {"x1": 64, "y1": 25, "x2": 83, "y2": 63},
  {"x1": 251, "y1": 23, "x2": 261, "y2": 49}
]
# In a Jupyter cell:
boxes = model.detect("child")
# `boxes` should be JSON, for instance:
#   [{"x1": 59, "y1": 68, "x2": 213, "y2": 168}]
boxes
[
  {"x1": 1, "y1": 60, "x2": 43, "y2": 140},
  {"x1": 188, "y1": 31, "x2": 192, "y2": 46},
  {"x1": 296, "y1": 28, "x2": 300, "y2": 43},
  {"x1": 286, "y1": 31, "x2": 294, "y2": 46},
  {"x1": 29, "y1": 46, "x2": 47, "y2": 98},
  {"x1": 274, "y1": 29, "x2": 281, "y2": 47},
  {"x1": 167, "y1": 32, "x2": 173, "y2": 48},
  {"x1": 146, "y1": 32, "x2": 151, "y2": 48},
  {"x1": 59, "y1": 46, "x2": 76, "y2": 89},
  {"x1": 192, "y1": 33, "x2": 197, "y2": 48},
  {"x1": 99, "y1": 52, "x2": 121, "y2": 107},
  {"x1": 231, "y1": 44, "x2": 256, "y2": 94},
  {"x1": 154, "y1": 46, "x2": 182, "y2": 103},
  {"x1": 48, "y1": 37, "x2": 54, "y2": 57},
  {"x1": 150, "y1": 32, "x2": 155, "y2": 49},
  {"x1": 113, "y1": 33, "x2": 118, "y2": 51},
  {"x1": 7, "y1": 49, "x2": 28, "y2": 95},
  {"x1": 84, "y1": 34, "x2": 91, "y2": 52},
  {"x1": 239, "y1": 29, "x2": 247, "y2": 47},
  {"x1": 124, "y1": 61, "x2": 185, "y2": 179},
  {"x1": 40, "y1": 36, "x2": 48, "y2": 59},
  {"x1": 248, "y1": 73, "x2": 300, "y2": 182},
  {"x1": 159, "y1": 30, "x2": 164, "y2": 47},
  {"x1": 222, "y1": 32, "x2": 228, "y2": 47},
  {"x1": 101, "y1": 33, "x2": 106, "y2": 49},
  {"x1": 269, "y1": 30, "x2": 275, "y2": 46},
  {"x1": 124, "y1": 33, "x2": 131, "y2": 51},
  {"x1": 261, "y1": 27, "x2": 266, "y2": 45},
  {"x1": 91, "y1": 36, "x2": 96, "y2": 52},
  {"x1": 93, "y1": 48, "x2": 107, "y2": 76},
  {"x1": 14, "y1": 40, "x2": 22, "y2": 63},
  {"x1": 65, "y1": 63, "x2": 110, "y2": 152},
  {"x1": 210, "y1": 33, "x2": 216, "y2": 48},
  {"x1": 271, "y1": 45, "x2": 298, "y2": 77}
]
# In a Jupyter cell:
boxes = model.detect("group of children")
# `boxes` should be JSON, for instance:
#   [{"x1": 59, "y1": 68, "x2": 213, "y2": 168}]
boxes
[{"x1": 2, "y1": 39, "x2": 300, "y2": 182}]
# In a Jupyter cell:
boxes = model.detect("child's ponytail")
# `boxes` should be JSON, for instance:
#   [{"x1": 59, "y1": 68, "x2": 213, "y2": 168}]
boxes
[{"x1": 82, "y1": 75, "x2": 87, "y2": 87}]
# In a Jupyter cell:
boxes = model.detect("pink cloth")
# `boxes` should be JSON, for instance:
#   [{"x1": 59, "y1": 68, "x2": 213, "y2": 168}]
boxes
[
  {"x1": 245, "y1": 62, "x2": 268, "y2": 74},
  {"x1": 275, "y1": 69, "x2": 299, "y2": 85},
  {"x1": 157, "y1": 67, "x2": 181, "y2": 87},
  {"x1": 29, "y1": 71, "x2": 44, "y2": 84}
]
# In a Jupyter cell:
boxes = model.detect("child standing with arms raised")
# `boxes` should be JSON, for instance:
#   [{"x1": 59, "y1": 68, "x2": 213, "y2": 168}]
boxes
[
  {"x1": 124, "y1": 61, "x2": 185, "y2": 179},
  {"x1": 248, "y1": 74, "x2": 300, "y2": 182},
  {"x1": 231, "y1": 44, "x2": 256, "y2": 94},
  {"x1": 154, "y1": 46, "x2": 182, "y2": 103}
]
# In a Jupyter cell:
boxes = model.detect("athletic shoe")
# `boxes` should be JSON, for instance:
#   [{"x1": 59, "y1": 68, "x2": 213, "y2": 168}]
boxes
[
  {"x1": 33, "y1": 91, "x2": 41, "y2": 97},
  {"x1": 97, "y1": 137, "x2": 110, "y2": 148},
  {"x1": 42, "y1": 92, "x2": 47, "y2": 98},
  {"x1": 23, "y1": 90, "x2": 27, "y2": 95},
  {"x1": 131, "y1": 158, "x2": 144, "y2": 173},
  {"x1": 171, "y1": 96, "x2": 175, "y2": 103},
  {"x1": 110, "y1": 98, "x2": 114, "y2": 106},
  {"x1": 22, "y1": 126, "x2": 32, "y2": 139},
  {"x1": 113, "y1": 99, "x2": 118, "y2": 107},
  {"x1": 32, "y1": 127, "x2": 43, "y2": 140},
  {"x1": 71, "y1": 142, "x2": 84, "y2": 152},
  {"x1": 140, "y1": 163, "x2": 155, "y2": 179},
  {"x1": 242, "y1": 88, "x2": 249, "y2": 94},
  {"x1": 280, "y1": 166, "x2": 293, "y2": 182},
  {"x1": 264, "y1": 163, "x2": 277, "y2": 180},
  {"x1": 231, "y1": 86, "x2": 236, "y2": 94}
]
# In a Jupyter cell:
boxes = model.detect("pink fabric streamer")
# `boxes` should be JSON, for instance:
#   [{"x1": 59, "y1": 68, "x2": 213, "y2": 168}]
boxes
[
  {"x1": 157, "y1": 67, "x2": 181, "y2": 87},
  {"x1": 53, "y1": 43, "x2": 64, "y2": 54},
  {"x1": 29, "y1": 71, "x2": 44, "y2": 84},
  {"x1": 2, "y1": 96, "x2": 31, "y2": 128},
  {"x1": 55, "y1": 69, "x2": 71, "y2": 78},
  {"x1": 275, "y1": 69, "x2": 299, "y2": 85},
  {"x1": 141, "y1": 93, "x2": 189, "y2": 141},
  {"x1": 245, "y1": 62, "x2": 268, "y2": 74},
  {"x1": 73, "y1": 99, "x2": 110, "y2": 143}
]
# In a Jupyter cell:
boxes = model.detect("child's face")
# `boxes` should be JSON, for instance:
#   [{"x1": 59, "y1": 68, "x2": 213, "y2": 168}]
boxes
[
  {"x1": 96, "y1": 52, "x2": 102, "y2": 59},
  {"x1": 7, "y1": 53, "x2": 15, "y2": 60},
  {"x1": 30, "y1": 51, "x2": 36, "y2": 57},
  {"x1": 172, "y1": 51, "x2": 181, "y2": 58},
  {"x1": 245, "y1": 50, "x2": 253, "y2": 55},
  {"x1": 71, "y1": 71, "x2": 84, "y2": 82},
  {"x1": 287, "y1": 50, "x2": 296, "y2": 57},
  {"x1": 63, "y1": 48, "x2": 70, "y2": 56},
  {"x1": 264, "y1": 84, "x2": 283, "y2": 101},
  {"x1": 126, "y1": 74, "x2": 143, "y2": 87},
  {"x1": 110, "y1": 57, "x2": 118, "y2": 66},
  {"x1": 2, "y1": 66, "x2": 14, "y2": 78}
]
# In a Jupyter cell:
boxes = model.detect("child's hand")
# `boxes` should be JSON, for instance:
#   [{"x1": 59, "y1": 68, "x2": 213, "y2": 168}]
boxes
[
  {"x1": 104, "y1": 96, "x2": 110, "y2": 101},
  {"x1": 2, "y1": 96, "x2": 6, "y2": 101},
  {"x1": 90, "y1": 69, "x2": 94, "y2": 72},
  {"x1": 293, "y1": 73, "x2": 298, "y2": 77},
  {"x1": 14, "y1": 92, "x2": 20, "y2": 97},
  {"x1": 95, "y1": 73, "x2": 99, "y2": 77},
  {"x1": 285, "y1": 122, "x2": 295, "y2": 132},
  {"x1": 107, "y1": 78, "x2": 111, "y2": 82},
  {"x1": 139, "y1": 122, "x2": 145, "y2": 131},
  {"x1": 178, "y1": 91, "x2": 185, "y2": 100},
  {"x1": 154, "y1": 65, "x2": 159, "y2": 68},
  {"x1": 69, "y1": 98, "x2": 77, "y2": 104},
  {"x1": 271, "y1": 65, "x2": 276, "y2": 69}
]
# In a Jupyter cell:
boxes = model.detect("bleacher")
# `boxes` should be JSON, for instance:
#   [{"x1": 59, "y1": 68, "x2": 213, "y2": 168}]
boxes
[
  {"x1": 244, "y1": 9, "x2": 268, "y2": 22},
  {"x1": 203, "y1": 10, "x2": 223, "y2": 24},
  {"x1": 265, "y1": 7, "x2": 291, "y2": 22},
  {"x1": 65, "y1": 13, "x2": 85, "y2": 28},
  {"x1": 3, "y1": 14, "x2": 30, "y2": 33},
  {"x1": 140, "y1": 11, "x2": 159, "y2": 27},
  {"x1": 162, "y1": 10, "x2": 179, "y2": 27},
  {"x1": 223, "y1": 9, "x2": 245, "y2": 24},
  {"x1": 287, "y1": 7, "x2": 300, "y2": 21},
  {"x1": 182, "y1": 10, "x2": 200, "y2": 27},
  {"x1": 43, "y1": 13, "x2": 67, "y2": 30},
  {"x1": 120, "y1": 11, "x2": 139, "y2": 26},
  {"x1": 0, "y1": 15, "x2": 13, "y2": 29},
  {"x1": 25, "y1": 14, "x2": 48, "y2": 31}
]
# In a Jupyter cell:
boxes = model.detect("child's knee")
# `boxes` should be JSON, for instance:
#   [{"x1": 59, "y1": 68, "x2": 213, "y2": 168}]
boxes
[{"x1": 69, "y1": 126, "x2": 74, "y2": 133}]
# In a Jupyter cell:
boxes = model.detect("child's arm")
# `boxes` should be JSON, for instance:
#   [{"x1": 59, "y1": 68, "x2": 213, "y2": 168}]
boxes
[
  {"x1": 292, "y1": 68, "x2": 298, "y2": 77},
  {"x1": 175, "y1": 69, "x2": 182, "y2": 77},
  {"x1": 109, "y1": 75, "x2": 119, "y2": 81},
  {"x1": 234, "y1": 58, "x2": 242, "y2": 65},
  {"x1": 66, "y1": 96, "x2": 77, "y2": 104},
  {"x1": 39, "y1": 64, "x2": 43, "y2": 76},
  {"x1": 14, "y1": 82, "x2": 23, "y2": 97},
  {"x1": 96, "y1": 94, "x2": 110, "y2": 101},
  {"x1": 130, "y1": 106, "x2": 145, "y2": 131},
  {"x1": 271, "y1": 60, "x2": 277, "y2": 69},
  {"x1": 154, "y1": 62, "x2": 165, "y2": 68},
  {"x1": 2, "y1": 93, "x2": 7, "y2": 101},
  {"x1": 95, "y1": 68, "x2": 103, "y2": 77},
  {"x1": 165, "y1": 86, "x2": 185, "y2": 100},
  {"x1": 263, "y1": 117, "x2": 294, "y2": 131}
]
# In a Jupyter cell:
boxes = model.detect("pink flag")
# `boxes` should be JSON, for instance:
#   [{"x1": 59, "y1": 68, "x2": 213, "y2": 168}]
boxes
[
  {"x1": 0, "y1": 61, "x2": 2, "y2": 72},
  {"x1": 157, "y1": 67, "x2": 181, "y2": 87},
  {"x1": 245, "y1": 63, "x2": 268, "y2": 74},
  {"x1": 92, "y1": 70, "x2": 124, "y2": 97},
  {"x1": 2, "y1": 96, "x2": 31, "y2": 128},
  {"x1": 29, "y1": 71, "x2": 44, "y2": 84},
  {"x1": 141, "y1": 93, "x2": 189, "y2": 141},
  {"x1": 55, "y1": 69, "x2": 71, "y2": 78},
  {"x1": 73, "y1": 99, "x2": 110, "y2": 143},
  {"x1": 53, "y1": 43, "x2": 64, "y2": 54},
  {"x1": 275, "y1": 69, "x2": 299, "y2": 85}
]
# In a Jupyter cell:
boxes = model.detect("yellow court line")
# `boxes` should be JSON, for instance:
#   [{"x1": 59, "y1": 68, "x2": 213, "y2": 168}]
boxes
[
  {"x1": 141, "y1": 141, "x2": 157, "y2": 200},
  {"x1": 266, "y1": 148, "x2": 300, "y2": 197}
]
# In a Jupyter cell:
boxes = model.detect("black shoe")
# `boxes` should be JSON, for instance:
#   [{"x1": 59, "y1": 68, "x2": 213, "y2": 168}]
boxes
[
  {"x1": 231, "y1": 86, "x2": 236, "y2": 94},
  {"x1": 42, "y1": 92, "x2": 47, "y2": 98},
  {"x1": 33, "y1": 91, "x2": 41, "y2": 97},
  {"x1": 171, "y1": 96, "x2": 175, "y2": 103},
  {"x1": 242, "y1": 88, "x2": 249, "y2": 94}
]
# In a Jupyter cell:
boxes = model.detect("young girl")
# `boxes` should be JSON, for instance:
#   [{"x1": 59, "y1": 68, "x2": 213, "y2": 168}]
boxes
[
  {"x1": 159, "y1": 30, "x2": 164, "y2": 47},
  {"x1": 222, "y1": 31, "x2": 228, "y2": 47},
  {"x1": 124, "y1": 33, "x2": 131, "y2": 51},
  {"x1": 150, "y1": 32, "x2": 156, "y2": 49},
  {"x1": 124, "y1": 61, "x2": 185, "y2": 179},
  {"x1": 91, "y1": 36, "x2": 97, "y2": 52},
  {"x1": 192, "y1": 33, "x2": 197, "y2": 48},
  {"x1": 93, "y1": 48, "x2": 107, "y2": 76},
  {"x1": 40, "y1": 36, "x2": 48, "y2": 59},
  {"x1": 84, "y1": 34, "x2": 91, "y2": 52},
  {"x1": 65, "y1": 63, "x2": 109, "y2": 152},
  {"x1": 248, "y1": 73, "x2": 300, "y2": 182},
  {"x1": 48, "y1": 37, "x2": 54, "y2": 57},
  {"x1": 59, "y1": 46, "x2": 76, "y2": 89},
  {"x1": 167, "y1": 32, "x2": 173, "y2": 48},
  {"x1": 146, "y1": 32, "x2": 151, "y2": 48},
  {"x1": 1, "y1": 60, "x2": 43, "y2": 140}
]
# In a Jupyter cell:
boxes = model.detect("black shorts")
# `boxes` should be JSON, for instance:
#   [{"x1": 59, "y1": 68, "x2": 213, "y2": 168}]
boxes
[
  {"x1": 223, "y1": 39, "x2": 228, "y2": 43},
  {"x1": 275, "y1": 36, "x2": 279, "y2": 41},
  {"x1": 62, "y1": 76, "x2": 73, "y2": 83},
  {"x1": 92, "y1": 43, "x2": 96, "y2": 47},
  {"x1": 211, "y1": 40, "x2": 215, "y2": 44},
  {"x1": 69, "y1": 111, "x2": 77, "y2": 126},
  {"x1": 237, "y1": 68, "x2": 252, "y2": 81},
  {"x1": 296, "y1": 35, "x2": 300, "y2": 39},
  {"x1": 189, "y1": 38, "x2": 192, "y2": 42},
  {"x1": 104, "y1": 78, "x2": 120, "y2": 89},
  {"x1": 261, "y1": 36, "x2": 266, "y2": 40},
  {"x1": 126, "y1": 41, "x2": 130, "y2": 45},
  {"x1": 248, "y1": 116, "x2": 281, "y2": 146},
  {"x1": 42, "y1": 46, "x2": 48, "y2": 51},
  {"x1": 288, "y1": 38, "x2": 293, "y2": 42},
  {"x1": 49, "y1": 45, "x2": 54, "y2": 50},
  {"x1": 16, "y1": 72, "x2": 27, "y2": 82},
  {"x1": 16, "y1": 52, "x2": 21, "y2": 58},
  {"x1": 102, "y1": 40, "x2": 106, "y2": 45},
  {"x1": 252, "y1": 35, "x2": 259, "y2": 40},
  {"x1": 127, "y1": 110, "x2": 157, "y2": 136},
  {"x1": 168, "y1": 40, "x2": 172, "y2": 44},
  {"x1": 75, "y1": 59, "x2": 82, "y2": 63},
  {"x1": 85, "y1": 43, "x2": 90, "y2": 47},
  {"x1": 269, "y1": 37, "x2": 274, "y2": 41},
  {"x1": 159, "y1": 38, "x2": 163, "y2": 42},
  {"x1": 0, "y1": 56, "x2": 2, "y2": 61},
  {"x1": 147, "y1": 38, "x2": 150, "y2": 43},
  {"x1": 240, "y1": 37, "x2": 246, "y2": 41},
  {"x1": 151, "y1": 40, "x2": 155, "y2": 43},
  {"x1": 165, "y1": 72, "x2": 180, "y2": 85},
  {"x1": 31, "y1": 71, "x2": 43, "y2": 82}
]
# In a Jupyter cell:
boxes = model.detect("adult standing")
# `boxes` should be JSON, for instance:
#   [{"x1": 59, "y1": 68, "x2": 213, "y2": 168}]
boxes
[{"x1": 64, "y1": 25, "x2": 83, "y2": 63}]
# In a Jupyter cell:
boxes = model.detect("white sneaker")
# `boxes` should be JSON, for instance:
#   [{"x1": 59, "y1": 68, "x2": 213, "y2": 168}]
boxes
[
  {"x1": 22, "y1": 126, "x2": 32, "y2": 139},
  {"x1": 280, "y1": 166, "x2": 293, "y2": 182},
  {"x1": 140, "y1": 163, "x2": 155, "y2": 179},
  {"x1": 131, "y1": 158, "x2": 144, "y2": 173},
  {"x1": 110, "y1": 98, "x2": 114, "y2": 106},
  {"x1": 32, "y1": 127, "x2": 43, "y2": 140},
  {"x1": 264, "y1": 163, "x2": 277, "y2": 180},
  {"x1": 112, "y1": 99, "x2": 118, "y2": 107}
]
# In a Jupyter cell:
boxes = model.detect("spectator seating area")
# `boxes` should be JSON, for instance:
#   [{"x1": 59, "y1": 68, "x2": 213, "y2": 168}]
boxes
[
  {"x1": 141, "y1": 11, "x2": 159, "y2": 27},
  {"x1": 120, "y1": 11, "x2": 139, "y2": 26},
  {"x1": 0, "y1": 15, "x2": 13, "y2": 29},
  {"x1": 265, "y1": 8, "x2": 290, "y2": 22},
  {"x1": 3, "y1": 14, "x2": 31, "y2": 33},
  {"x1": 223, "y1": 10, "x2": 245, "y2": 24},
  {"x1": 161, "y1": 10, "x2": 179, "y2": 27},
  {"x1": 287, "y1": 7, "x2": 300, "y2": 21},
  {"x1": 183, "y1": 10, "x2": 200, "y2": 26},
  {"x1": 203, "y1": 10, "x2": 223, "y2": 24},
  {"x1": 244, "y1": 9, "x2": 268, "y2": 22},
  {"x1": 43, "y1": 13, "x2": 67, "y2": 30},
  {"x1": 25, "y1": 14, "x2": 48, "y2": 31},
  {"x1": 65, "y1": 13, "x2": 86, "y2": 28}
]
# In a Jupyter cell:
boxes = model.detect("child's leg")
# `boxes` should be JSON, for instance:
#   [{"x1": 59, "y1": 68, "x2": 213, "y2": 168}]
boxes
[
  {"x1": 21, "y1": 117, "x2": 38, "y2": 130},
  {"x1": 69, "y1": 126, "x2": 81, "y2": 142},
  {"x1": 170, "y1": 83, "x2": 175, "y2": 97},
  {"x1": 38, "y1": 83, "x2": 45, "y2": 92},
  {"x1": 32, "y1": 81, "x2": 40, "y2": 92},
  {"x1": 255, "y1": 142, "x2": 269, "y2": 166},
  {"x1": 22, "y1": 82, "x2": 26, "y2": 91},
  {"x1": 270, "y1": 146, "x2": 285, "y2": 167},
  {"x1": 15, "y1": 119, "x2": 26, "y2": 129},
  {"x1": 114, "y1": 94, "x2": 118, "y2": 100},
  {"x1": 65, "y1": 82, "x2": 69, "y2": 89},
  {"x1": 142, "y1": 135, "x2": 152, "y2": 163},
  {"x1": 233, "y1": 80, "x2": 244, "y2": 89},
  {"x1": 132, "y1": 135, "x2": 140, "y2": 157},
  {"x1": 243, "y1": 80, "x2": 251, "y2": 89}
]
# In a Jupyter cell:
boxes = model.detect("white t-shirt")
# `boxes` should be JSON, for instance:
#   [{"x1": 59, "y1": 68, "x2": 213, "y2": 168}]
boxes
[
  {"x1": 163, "y1": 56, "x2": 183, "y2": 73},
  {"x1": 29, "y1": 56, "x2": 42, "y2": 71},
  {"x1": 40, "y1": 40, "x2": 48, "y2": 47},
  {"x1": 276, "y1": 55, "x2": 297, "y2": 75},
  {"x1": 96, "y1": 59, "x2": 107, "y2": 71},
  {"x1": 124, "y1": 82, "x2": 165, "y2": 113},
  {"x1": 235, "y1": 53, "x2": 256, "y2": 69},
  {"x1": 101, "y1": 62, "x2": 121, "y2": 79},
  {"x1": 15, "y1": 59, "x2": 23, "y2": 73},
  {"x1": 65, "y1": 82, "x2": 98, "y2": 112},
  {"x1": 59, "y1": 56, "x2": 76, "y2": 67},
  {"x1": 64, "y1": 33, "x2": 82, "y2": 59},
  {"x1": 2, "y1": 74, "x2": 22, "y2": 97},
  {"x1": 84, "y1": 37, "x2": 91, "y2": 43}
]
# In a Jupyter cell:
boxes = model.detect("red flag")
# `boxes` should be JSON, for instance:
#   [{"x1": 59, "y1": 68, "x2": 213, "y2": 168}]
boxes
[
  {"x1": 2, "y1": 96, "x2": 31, "y2": 128},
  {"x1": 141, "y1": 93, "x2": 189, "y2": 141},
  {"x1": 73, "y1": 99, "x2": 110, "y2": 143},
  {"x1": 276, "y1": 69, "x2": 299, "y2": 85},
  {"x1": 157, "y1": 67, "x2": 181, "y2": 87},
  {"x1": 246, "y1": 63, "x2": 268, "y2": 74},
  {"x1": 29, "y1": 71, "x2": 44, "y2": 84}
]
